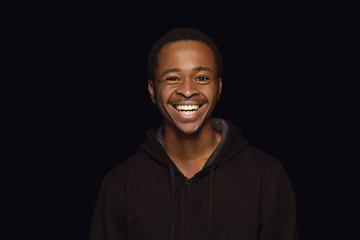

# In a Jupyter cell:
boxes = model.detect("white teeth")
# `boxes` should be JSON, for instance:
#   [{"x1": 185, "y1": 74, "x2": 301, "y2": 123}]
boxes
[
  {"x1": 179, "y1": 110, "x2": 196, "y2": 115},
  {"x1": 175, "y1": 105, "x2": 200, "y2": 111}
]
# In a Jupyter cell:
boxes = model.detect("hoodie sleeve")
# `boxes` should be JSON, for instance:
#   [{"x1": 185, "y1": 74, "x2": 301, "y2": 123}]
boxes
[
  {"x1": 258, "y1": 159, "x2": 298, "y2": 240},
  {"x1": 89, "y1": 178, "x2": 126, "y2": 240}
]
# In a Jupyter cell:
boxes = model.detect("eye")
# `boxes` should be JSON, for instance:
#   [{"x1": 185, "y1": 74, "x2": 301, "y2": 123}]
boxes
[
  {"x1": 196, "y1": 76, "x2": 210, "y2": 82},
  {"x1": 166, "y1": 77, "x2": 179, "y2": 81}
]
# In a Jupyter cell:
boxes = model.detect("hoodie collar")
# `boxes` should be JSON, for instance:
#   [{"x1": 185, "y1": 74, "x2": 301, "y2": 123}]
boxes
[
  {"x1": 139, "y1": 118, "x2": 250, "y2": 174},
  {"x1": 154, "y1": 118, "x2": 229, "y2": 170}
]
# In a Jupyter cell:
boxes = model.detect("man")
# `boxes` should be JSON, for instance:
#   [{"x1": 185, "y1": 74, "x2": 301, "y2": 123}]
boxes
[{"x1": 89, "y1": 27, "x2": 297, "y2": 240}]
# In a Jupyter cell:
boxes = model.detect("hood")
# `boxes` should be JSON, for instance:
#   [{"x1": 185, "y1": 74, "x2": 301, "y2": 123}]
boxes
[{"x1": 139, "y1": 118, "x2": 250, "y2": 176}]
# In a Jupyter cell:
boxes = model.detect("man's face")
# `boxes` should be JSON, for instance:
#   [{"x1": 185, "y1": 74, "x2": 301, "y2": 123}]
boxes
[{"x1": 148, "y1": 40, "x2": 222, "y2": 135}]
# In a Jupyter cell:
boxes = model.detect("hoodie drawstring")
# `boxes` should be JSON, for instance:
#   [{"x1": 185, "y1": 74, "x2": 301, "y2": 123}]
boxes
[
  {"x1": 169, "y1": 164, "x2": 176, "y2": 240},
  {"x1": 208, "y1": 164, "x2": 215, "y2": 240},
  {"x1": 168, "y1": 163, "x2": 216, "y2": 240}
]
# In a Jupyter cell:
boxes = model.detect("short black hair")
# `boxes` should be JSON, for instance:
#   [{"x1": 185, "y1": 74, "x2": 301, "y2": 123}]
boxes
[{"x1": 147, "y1": 27, "x2": 223, "y2": 81}]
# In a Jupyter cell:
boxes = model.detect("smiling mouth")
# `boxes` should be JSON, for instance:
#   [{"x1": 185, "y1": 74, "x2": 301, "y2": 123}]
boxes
[{"x1": 173, "y1": 104, "x2": 201, "y2": 115}]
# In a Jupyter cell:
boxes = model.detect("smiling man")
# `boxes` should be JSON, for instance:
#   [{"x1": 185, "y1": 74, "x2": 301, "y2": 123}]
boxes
[
  {"x1": 148, "y1": 39, "x2": 223, "y2": 179},
  {"x1": 89, "y1": 28, "x2": 298, "y2": 240}
]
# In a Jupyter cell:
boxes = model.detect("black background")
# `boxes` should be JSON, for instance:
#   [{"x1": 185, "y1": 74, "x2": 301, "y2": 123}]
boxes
[{"x1": 12, "y1": 3, "x2": 355, "y2": 239}]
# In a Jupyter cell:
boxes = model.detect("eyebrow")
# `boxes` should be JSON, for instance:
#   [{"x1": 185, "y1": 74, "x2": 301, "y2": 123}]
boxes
[
  {"x1": 160, "y1": 66, "x2": 213, "y2": 77},
  {"x1": 160, "y1": 68, "x2": 181, "y2": 77},
  {"x1": 192, "y1": 66, "x2": 213, "y2": 73}
]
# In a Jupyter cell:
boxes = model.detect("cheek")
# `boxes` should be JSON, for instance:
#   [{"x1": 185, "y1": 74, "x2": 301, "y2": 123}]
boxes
[
  {"x1": 201, "y1": 85, "x2": 219, "y2": 101},
  {"x1": 155, "y1": 85, "x2": 174, "y2": 104}
]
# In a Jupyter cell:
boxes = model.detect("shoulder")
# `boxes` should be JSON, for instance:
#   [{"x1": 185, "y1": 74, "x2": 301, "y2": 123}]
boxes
[
  {"x1": 229, "y1": 144, "x2": 291, "y2": 183},
  {"x1": 103, "y1": 152, "x2": 150, "y2": 183},
  {"x1": 103, "y1": 150, "x2": 168, "y2": 185},
  {"x1": 243, "y1": 146, "x2": 292, "y2": 185},
  {"x1": 241, "y1": 145, "x2": 280, "y2": 169}
]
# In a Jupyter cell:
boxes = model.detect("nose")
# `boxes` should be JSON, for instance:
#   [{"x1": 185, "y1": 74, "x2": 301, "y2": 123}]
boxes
[{"x1": 176, "y1": 79, "x2": 199, "y2": 98}]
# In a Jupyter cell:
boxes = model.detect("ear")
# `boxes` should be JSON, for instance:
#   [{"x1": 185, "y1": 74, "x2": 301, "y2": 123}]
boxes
[
  {"x1": 148, "y1": 80, "x2": 156, "y2": 104},
  {"x1": 216, "y1": 77, "x2": 222, "y2": 101}
]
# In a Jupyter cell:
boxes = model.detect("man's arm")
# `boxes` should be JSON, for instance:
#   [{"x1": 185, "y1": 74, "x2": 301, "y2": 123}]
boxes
[
  {"x1": 89, "y1": 179, "x2": 126, "y2": 240},
  {"x1": 258, "y1": 159, "x2": 298, "y2": 240}
]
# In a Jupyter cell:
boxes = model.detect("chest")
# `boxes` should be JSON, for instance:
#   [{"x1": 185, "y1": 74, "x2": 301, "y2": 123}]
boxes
[{"x1": 124, "y1": 167, "x2": 261, "y2": 240}]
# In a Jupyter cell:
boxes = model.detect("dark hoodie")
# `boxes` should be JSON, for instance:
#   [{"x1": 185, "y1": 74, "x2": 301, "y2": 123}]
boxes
[{"x1": 89, "y1": 119, "x2": 297, "y2": 240}]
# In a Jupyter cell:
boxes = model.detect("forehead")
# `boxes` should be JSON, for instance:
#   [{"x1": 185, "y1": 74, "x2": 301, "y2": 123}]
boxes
[{"x1": 157, "y1": 40, "x2": 216, "y2": 69}]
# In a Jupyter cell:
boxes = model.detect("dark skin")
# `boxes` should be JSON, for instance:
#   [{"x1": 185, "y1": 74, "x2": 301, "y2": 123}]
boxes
[{"x1": 148, "y1": 40, "x2": 222, "y2": 178}]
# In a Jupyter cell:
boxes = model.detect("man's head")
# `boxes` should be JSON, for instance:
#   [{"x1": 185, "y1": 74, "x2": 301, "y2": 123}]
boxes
[
  {"x1": 147, "y1": 28, "x2": 223, "y2": 135},
  {"x1": 147, "y1": 27, "x2": 223, "y2": 82}
]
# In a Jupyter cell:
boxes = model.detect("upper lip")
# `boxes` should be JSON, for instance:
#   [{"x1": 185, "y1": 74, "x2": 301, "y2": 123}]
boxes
[
  {"x1": 172, "y1": 102, "x2": 201, "y2": 106},
  {"x1": 169, "y1": 99, "x2": 205, "y2": 105}
]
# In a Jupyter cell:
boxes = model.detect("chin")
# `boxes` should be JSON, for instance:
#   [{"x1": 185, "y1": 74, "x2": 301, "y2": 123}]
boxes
[{"x1": 173, "y1": 122, "x2": 203, "y2": 136}]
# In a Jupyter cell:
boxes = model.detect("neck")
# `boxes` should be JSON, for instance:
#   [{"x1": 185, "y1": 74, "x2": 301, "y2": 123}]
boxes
[{"x1": 162, "y1": 118, "x2": 221, "y2": 178}]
